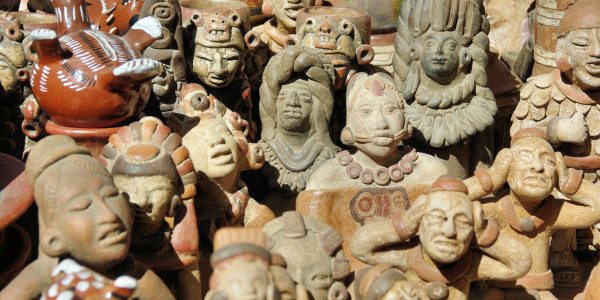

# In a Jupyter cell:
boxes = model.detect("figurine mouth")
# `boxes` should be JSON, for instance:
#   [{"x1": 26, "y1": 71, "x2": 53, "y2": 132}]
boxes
[
  {"x1": 283, "y1": 4, "x2": 304, "y2": 19},
  {"x1": 523, "y1": 175, "x2": 548, "y2": 187},
  {"x1": 99, "y1": 223, "x2": 128, "y2": 245},
  {"x1": 586, "y1": 60, "x2": 600, "y2": 75},
  {"x1": 430, "y1": 57, "x2": 449, "y2": 65},
  {"x1": 283, "y1": 108, "x2": 303, "y2": 119},
  {"x1": 432, "y1": 238, "x2": 459, "y2": 251},
  {"x1": 209, "y1": 144, "x2": 234, "y2": 165},
  {"x1": 208, "y1": 74, "x2": 229, "y2": 85},
  {"x1": 314, "y1": 34, "x2": 337, "y2": 50},
  {"x1": 370, "y1": 131, "x2": 394, "y2": 146}
]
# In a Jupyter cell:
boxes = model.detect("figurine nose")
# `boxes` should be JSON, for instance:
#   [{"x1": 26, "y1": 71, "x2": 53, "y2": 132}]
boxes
[
  {"x1": 441, "y1": 219, "x2": 457, "y2": 238},
  {"x1": 286, "y1": 91, "x2": 301, "y2": 107},
  {"x1": 136, "y1": 186, "x2": 150, "y2": 209},
  {"x1": 318, "y1": 21, "x2": 331, "y2": 34},
  {"x1": 208, "y1": 129, "x2": 226, "y2": 146},
  {"x1": 530, "y1": 156, "x2": 544, "y2": 172},
  {"x1": 95, "y1": 194, "x2": 120, "y2": 224},
  {"x1": 211, "y1": 53, "x2": 227, "y2": 75}
]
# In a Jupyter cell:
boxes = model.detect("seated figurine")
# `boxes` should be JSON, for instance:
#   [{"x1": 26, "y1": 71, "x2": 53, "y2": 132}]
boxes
[
  {"x1": 258, "y1": 45, "x2": 339, "y2": 213},
  {"x1": 0, "y1": 135, "x2": 173, "y2": 299},
  {"x1": 206, "y1": 227, "x2": 282, "y2": 300},
  {"x1": 351, "y1": 176, "x2": 532, "y2": 300},
  {"x1": 354, "y1": 264, "x2": 419, "y2": 300},
  {"x1": 100, "y1": 117, "x2": 200, "y2": 298},
  {"x1": 463, "y1": 128, "x2": 600, "y2": 299},
  {"x1": 297, "y1": 73, "x2": 448, "y2": 268},
  {"x1": 263, "y1": 211, "x2": 351, "y2": 300},
  {"x1": 170, "y1": 83, "x2": 275, "y2": 254}
]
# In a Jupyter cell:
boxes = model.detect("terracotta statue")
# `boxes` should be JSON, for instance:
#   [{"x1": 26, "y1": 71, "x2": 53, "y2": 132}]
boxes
[
  {"x1": 248, "y1": 0, "x2": 316, "y2": 63},
  {"x1": 393, "y1": 0, "x2": 498, "y2": 178},
  {"x1": 0, "y1": 135, "x2": 173, "y2": 299},
  {"x1": 170, "y1": 83, "x2": 274, "y2": 254},
  {"x1": 295, "y1": 6, "x2": 374, "y2": 87},
  {"x1": 263, "y1": 211, "x2": 351, "y2": 300},
  {"x1": 510, "y1": 0, "x2": 600, "y2": 288},
  {"x1": 100, "y1": 117, "x2": 200, "y2": 299},
  {"x1": 258, "y1": 46, "x2": 338, "y2": 213},
  {"x1": 350, "y1": 176, "x2": 532, "y2": 300},
  {"x1": 185, "y1": 4, "x2": 256, "y2": 129},
  {"x1": 206, "y1": 227, "x2": 282, "y2": 300},
  {"x1": 0, "y1": 12, "x2": 33, "y2": 157},
  {"x1": 462, "y1": 128, "x2": 600, "y2": 299},
  {"x1": 297, "y1": 73, "x2": 448, "y2": 269},
  {"x1": 354, "y1": 264, "x2": 419, "y2": 300},
  {"x1": 42, "y1": 259, "x2": 138, "y2": 300}
]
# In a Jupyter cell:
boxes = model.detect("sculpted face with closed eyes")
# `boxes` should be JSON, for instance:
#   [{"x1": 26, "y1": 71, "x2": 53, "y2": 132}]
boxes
[
  {"x1": 507, "y1": 137, "x2": 557, "y2": 203},
  {"x1": 193, "y1": 46, "x2": 242, "y2": 88}
]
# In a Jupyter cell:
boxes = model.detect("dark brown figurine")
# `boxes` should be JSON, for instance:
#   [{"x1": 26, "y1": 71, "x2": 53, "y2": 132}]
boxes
[
  {"x1": 100, "y1": 117, "x2": 200, "y2": 299},
  {"x1": 1, "y1": 135, "x2": 173, "y2": 299}
]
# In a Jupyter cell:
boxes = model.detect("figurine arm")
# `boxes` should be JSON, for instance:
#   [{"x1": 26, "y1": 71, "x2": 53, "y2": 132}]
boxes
[
  {"x1": 349, "y1": 219, "x2": 409, "y2": 269},
  {"x1": 464, "y1": 149, "x2": 513, "y2": 200},
  {"x1": 0, "y1": 257, "x2": 55, "y2": 300},
  {"x1": 132, "y1": 262, "x2": 175, "y2": 300}
]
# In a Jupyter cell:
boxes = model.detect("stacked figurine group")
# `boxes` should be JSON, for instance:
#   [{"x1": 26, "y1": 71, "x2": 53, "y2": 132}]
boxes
[{"x1": 4, "y1": 0, "x2": 600, "y2": 299}]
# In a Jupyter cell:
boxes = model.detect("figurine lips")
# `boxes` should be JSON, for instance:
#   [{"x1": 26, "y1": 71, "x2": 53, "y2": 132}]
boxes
[
  {"x1": 283, "y1": 108, "x2": 303, "y2": 119},
  {"x1": 98, "y1": 223, "x2": 128, "y2": 245},
  {"x1": 208, "y1": 73, "x2": 228, "y2": 85},
  {"x1": 314, "y1": 34, "x2": 337, "y2": 50},
  {"x1": 432, "y1": 237, "x2": 459, "y2": 252},
  {"x1": 208, "y1": 143, "x2": 234, "y2": 165},
  {"x1": 370, "y1": 130, "x2": 394, "y2": 146},
  {"x1": 283, "y1": 3, "x2": 304, "y2": 19},
  {"x1": 523, "y1": 174, "x2": 549, "y2": 188},
  {"x1": 586, "y1": 59, "x2": 600, "y2": 75},
  {"x1": 431, "y1": 57, "x2": 448, "y2": 65}
]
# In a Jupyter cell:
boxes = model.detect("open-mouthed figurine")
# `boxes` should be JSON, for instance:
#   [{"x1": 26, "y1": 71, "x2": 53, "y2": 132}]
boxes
[
  {"x1": 351, "y1": 176, "x2": 531, "y2": 300},
  {"x1": 100, "y1": 117, "x2": 200, "y2": 299},
  {"x1": 170, "y1": 83, "x2": 274, "y2": 254},
  {"x1": 186, "y1": 4, "x2": 257, "y2": 130},
  {"x1": 463, "y1": 128, "x2": 600, "y2": 299},
  {"x1": 0, "y1": 135, "x2": 173, "y2": 300},
  {"x1": 393, "y1": 0, "x2": 498, "y2": 178},
  {"x1": 206, "y1": 227, "x2": 282, "y2": 300},
  {"x1": 258, "y1": 45, "x2": 338, "y2": 214},
  {"x1": 263, "y1": 211, "x2": 351, "y2": 300}
]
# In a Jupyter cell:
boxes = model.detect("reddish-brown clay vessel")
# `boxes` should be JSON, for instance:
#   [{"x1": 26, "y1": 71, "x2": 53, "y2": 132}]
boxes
[{"x1": 29, "y1": 0, "x2": 163, "y2": 128}]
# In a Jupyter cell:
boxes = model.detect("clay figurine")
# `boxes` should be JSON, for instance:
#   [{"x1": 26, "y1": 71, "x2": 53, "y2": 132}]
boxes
[
  {"x1": 295, "y1": 6, "x2": 374, "y2": 86},
  {"x1": 248, "y1": 0, "x2": 316, "y2": 63},
  {"x1": 0, "y1": 135, "x2": 173, "y2": 299},
  {"x1": 263, "y1": 211, "x2": 351, "y2": 300},
  {"x1": 462, "y1": 128, "x2": 600, "y2": 299},
  {"x1": 351, "y1": 176, "x2": 532, "y2": 300},
  {"x1": 206, "y1": 227, "x2": 282, "y2": 300},
  {"x1": 185, "y1": 3, "x2": 256, "y2": 129},
  {"x1": 257, "y1": 45, "x2": 338, "y2": 213},
  {"x1": 170, "y1": 83, "x2": 274, "y2": 253},
  {"x1": 100, "y1": 117, "x2": 200, "y2": 299},
  {"x1": 393, "y1": 0, "x2": 498, "y2": 178},
  {"x1": 85, "y1": 0, "x2": 144, "y2": 35},
  {"x1": 42, "y1": 258, "x2": 138, "y2": 300},
  {"x1": 510, "y1": 0, "x2": 600, "y2": 288},
  {"x1": 354, "y1": 264, "x2": 419, "y2": 300}
]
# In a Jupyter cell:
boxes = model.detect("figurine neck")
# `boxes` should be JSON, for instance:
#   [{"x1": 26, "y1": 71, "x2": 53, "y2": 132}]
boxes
[
  {"x1": 509, "y1": 190, "x2": 544, "y2": 214},
  {"x1": 353, "y1": 146, "x2": 403, "y2": 168}
]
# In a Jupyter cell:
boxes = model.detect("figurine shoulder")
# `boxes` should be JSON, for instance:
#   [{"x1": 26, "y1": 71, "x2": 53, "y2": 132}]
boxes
[
  {"x1": 410, "y1": 152, "x2": 450, "y2": 183},
  {"x1": 306, "y1": 157, "x2": 346, "y2": 190}
]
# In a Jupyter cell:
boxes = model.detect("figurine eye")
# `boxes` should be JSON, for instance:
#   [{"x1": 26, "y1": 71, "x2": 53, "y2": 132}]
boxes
[
  {"x1": 444, "y1": 40, "x2": 457, "y2": 52},
  {"x1": 572, "y1": 37, "x2": 590, "y2": 47},
  {"x1": 70, "y1": 195, "x2": 92, "y2": 211},
  {"x1": 541, "y1": 154, "x2": 555, "y2": 166},
  {"x1": 516, "y1": 150, "x2": 532, "y2": 162},
  {"x1": 454, "y1": 215, "x2": 472, "y2": 228},
  {"x1": 299, "y1": 93, "x2": 312, "y2": 103},
  {"x1": 305, "y1": 18, "x2": 316, "y2": 31},
  {"x1": 100, "y1": 186, "x2": 119, "y2": 199},
  {"x1": 427, "y1": 210, "x2": 446, "y2": 222},
  {"x1": 425, "y1": 39, "x2": 437, "y2": 50},
  {"x1": 197, "y1": 52, "x2": 213, "y2": 61},
  {"x1": 383, "y1": 105, "x2": 399, "y2": 115},
  {"x1": 359, "y1": 105, "x2": 373, "y2": 116},
  {"x1": 339, "y1": 20, "x2": 353, "y2": 35}
]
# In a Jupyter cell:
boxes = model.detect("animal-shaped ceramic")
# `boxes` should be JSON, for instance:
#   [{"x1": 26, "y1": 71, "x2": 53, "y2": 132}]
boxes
[{"x1": 29, "y1": 0, "x2": 163, "y2": 128}]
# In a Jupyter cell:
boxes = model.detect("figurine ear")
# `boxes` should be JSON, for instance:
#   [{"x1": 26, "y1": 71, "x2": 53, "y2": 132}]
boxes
[
  {"x1": 557, "y1": 55, "x2": 573, "y2": 73},
  {"x1": 262, "y1": 0, "x2": 274, "y2": 17},
  {"x1": 168, "y1": 195, "x2": 182, "y2": 218},
  {"x1": 340, "y1": 127, "x2": 354, "y2": 146},
  {"x1": 41, "y1": 229, "x2": 66, "y2": 257}
]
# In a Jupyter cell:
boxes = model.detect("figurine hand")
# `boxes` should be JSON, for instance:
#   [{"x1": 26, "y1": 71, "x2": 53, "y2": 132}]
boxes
[
  {"x1": 490, "y1": 148, "x2": 513, "y2": 180},
  {"x1": 555, "y1": 152, "x2": 568, "y2": 189},
  {"x1": 472, "y1": 201, "x2": 487, "y2": 236},
  {"x1": 556, "y1": 112, "x2": 588, "y2": 145}
]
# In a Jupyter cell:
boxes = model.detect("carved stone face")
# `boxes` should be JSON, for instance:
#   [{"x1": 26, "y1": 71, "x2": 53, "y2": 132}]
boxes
[
  {"x1": 276, "y1": 80, "x2": 314, "y2": 134},
  {"x1": 52, "y1": 169, "x2": 132, "y2": 269},
  {"x1": 381, "y1": 280, "x2": 419, "y2": 300},
  {"x1": 564, "y1": 28, "x2": 600, "y2": 91},
  {"x1": 272, "y1": 0, "x2": 313, "y2": 30},
  {"x1": 185, "y1": 116, "x2": 240, "y2": 179},
  {"x1": 193, "y1": 46, "x2": 242, "y2": 88},
  {"x1": 211, "y1": 257, "x2": 271, "y2": 300},
  {"x1": 347, "y1": 89, "x2": 405, "y2": 159},
  {"x1": 418, "y1": 191, "x2": 474, "y2": 264},
  {"x1": 507, "y1": 138, "x2": 556, "y2": 202},
  {"x1": 420, "y1": 31, "x2": 461, "y2": 82},
  {"x1": 299, "y1": 16, "x2": 357, "y2": 67},
  {"x1": 112, "y1": 175, "x2": 175, "y2": 237}
]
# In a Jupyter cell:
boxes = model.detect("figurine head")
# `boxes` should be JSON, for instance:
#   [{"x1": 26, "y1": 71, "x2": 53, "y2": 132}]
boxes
[
  {"x1": 171, "y1": 84, "x2": 264, "y2": 182},
  {"x1": 207, "y1": 227, "x2": 279, "y2": 300},
  {"x1": 264, "y1": 211, "x2": 351, "y2": 300},
  {"x1": 296, "y1": 6, "x2": 373, "y2": 69},
  {"x1": 189, "y1": 7, "x2": 249, "y2": 88},
  {"x1": 100, "y1": 117, "x2": 196, "y2": 240},
  {"x1": 419, "y1": 30, "x2": 461, "y2": 82},
  {"x1": 556, "y1": 0, "x2": 600, "y2": 91},
  {"x1": 507, "y1": 128, "x2": 557, "y2": 204},
  {"x1": 26, "y1": 135, "x2": 133, "y2": 271},
  {"x1": 355, "y1": 264, "x2": 418, "y2": 300},
  {"x1": 416, "y1": 176, "x2": 474, "y2": 264},
  {"x1": 263, "y1": 0, "x2": 315, "y2": 31},
  {"x1": 0, "y1": 12, "x2": 28, "y2": 98},
  {"x1": 342, "y1": 72, "x2": 412, "y2": 160},
  {"x1": 259, "y1": 46, "x2": 335, "y2": 141}
]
